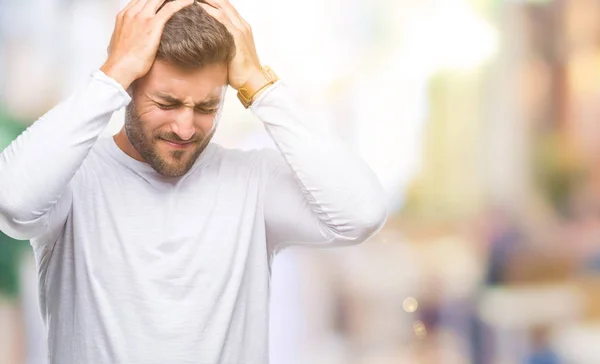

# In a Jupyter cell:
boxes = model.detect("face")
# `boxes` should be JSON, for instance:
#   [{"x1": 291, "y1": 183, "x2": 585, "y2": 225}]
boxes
[{"x1": 125, "y1": 60, "x2": 228, "y2": 177}]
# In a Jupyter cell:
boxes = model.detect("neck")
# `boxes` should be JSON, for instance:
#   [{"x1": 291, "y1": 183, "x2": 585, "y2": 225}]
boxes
[{"x1": 114, "y1": 128, "x2": 145, "y2": 162}]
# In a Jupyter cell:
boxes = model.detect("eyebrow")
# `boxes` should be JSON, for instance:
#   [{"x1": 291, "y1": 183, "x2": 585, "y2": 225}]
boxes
[{"x1": 152, "y1": 92, "x2": 222, "y2": 108}]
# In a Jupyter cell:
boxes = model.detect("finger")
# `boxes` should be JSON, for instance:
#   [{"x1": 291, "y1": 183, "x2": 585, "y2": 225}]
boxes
[
  {"x1": 201, "y1": 0, "x2": 247, "y2": 31},
  {"x1": 127, "y1": 0, "x2": 149, "y2": 16},
  {"x1": 120, "y1": 0, "x2": 143, "y2": 13},
  {"x1": 113, "y1": 0, "x2": 134, "y2": 47},
  {"x1": 117, "y1": 0, "x2": 142, "y2": 23},
  {"x1": 199, "y1": 2, "x2": 240, "y2": 34},
  {"x1": 143, "y1": 0, "x2": 168, "y2": 14},
  {"x1": 199, "y1": 3, "x2": 231, "y2": 27},
  {"x1": 199, "y1": 2, "x2": 242, "y2": 35},
  {"x1": 203, "y1": 0, "x2": 247, "y2": 29},
  {"x1": 155, "y1": 0, "x2": 195, "y2": 23}
]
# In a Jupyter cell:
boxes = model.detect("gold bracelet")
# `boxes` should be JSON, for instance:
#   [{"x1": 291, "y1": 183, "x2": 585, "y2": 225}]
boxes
[{"x1": 237, "y1": 66, "x2": 279, "y2": 109}]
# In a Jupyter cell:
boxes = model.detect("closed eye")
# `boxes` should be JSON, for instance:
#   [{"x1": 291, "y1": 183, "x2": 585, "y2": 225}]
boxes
[
  {"x1": 156, "y1": 103, "x2": 179, "y2": 110},
  {"x1": 195, "y1": 108, "x2": 219, "y2": 115}
]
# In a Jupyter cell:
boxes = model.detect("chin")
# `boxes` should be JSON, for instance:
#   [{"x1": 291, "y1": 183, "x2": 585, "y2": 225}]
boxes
[
  {"x1": 150, "y1": 148, "x2": 200, "y2": 177},
  {"x1": 152, "y1": 162, "x2": 192, "y2": 177},
  {"x1": 153, "y1": 157, "x2": 194, "y2": 177},
  {"x1": 143, "y1": 135, "x2": 212, "y2": 177},
  {"x1": 159, "y1": 168, "x2": 189, "y2": 178}
]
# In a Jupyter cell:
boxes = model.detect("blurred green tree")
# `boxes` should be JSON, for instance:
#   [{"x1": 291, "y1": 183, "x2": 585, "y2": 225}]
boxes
[{"x1": 0, "y1": 107, "x2": 28, "y2": 300}]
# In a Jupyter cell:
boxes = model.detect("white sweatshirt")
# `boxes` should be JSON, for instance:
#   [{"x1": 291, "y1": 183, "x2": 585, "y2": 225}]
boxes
[{"x1": 0, "y1": 70, "x2": 387, "y2": 364}]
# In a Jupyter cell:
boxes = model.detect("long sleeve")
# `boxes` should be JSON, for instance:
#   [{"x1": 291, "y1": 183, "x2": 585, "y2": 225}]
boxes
[
  {"x1": 0, "y1": 71, "x2": 131, "y2": 240},
  {"x1": 254, "y1": 82, "x2": 388, "y2": 254}
]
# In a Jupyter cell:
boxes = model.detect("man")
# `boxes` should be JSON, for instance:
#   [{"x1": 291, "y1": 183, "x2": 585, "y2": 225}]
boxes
[{"x1": 0, "y1": 0, "x2": 387, "y2": 363}]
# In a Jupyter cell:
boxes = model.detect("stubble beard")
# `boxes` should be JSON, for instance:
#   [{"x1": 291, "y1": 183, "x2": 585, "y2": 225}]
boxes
[{"x1": 124, "y1": 104, "x2": 214, "y2": 177}]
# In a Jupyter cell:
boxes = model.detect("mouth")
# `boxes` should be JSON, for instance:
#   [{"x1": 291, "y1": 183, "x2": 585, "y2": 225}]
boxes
[{"x1": 159, "y1": 138, "x2": 196, "y2": 149}]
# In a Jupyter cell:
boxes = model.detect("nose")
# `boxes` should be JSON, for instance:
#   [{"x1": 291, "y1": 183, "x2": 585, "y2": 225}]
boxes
[{"x1": 170, "y1": 108, "x2": 196, "y2": 141}]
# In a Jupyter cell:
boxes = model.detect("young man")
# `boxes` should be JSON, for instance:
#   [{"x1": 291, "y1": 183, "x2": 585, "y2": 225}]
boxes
[{"x1": 0, "y1": 0, "x2": 387, "y2": 363}]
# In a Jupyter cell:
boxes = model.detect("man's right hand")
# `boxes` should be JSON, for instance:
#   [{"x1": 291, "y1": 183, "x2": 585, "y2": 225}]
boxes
[{"x1": 101, "y1": 0, "x2": 195, "y2": 89}]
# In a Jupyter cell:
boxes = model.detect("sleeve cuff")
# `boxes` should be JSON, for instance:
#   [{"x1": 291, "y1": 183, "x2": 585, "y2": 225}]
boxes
[
  {"x1": 249, "y1": 80, "x2": 283, "y2": 112},
  {"x1": 92, "y1": 70, "x2": 132, "y2": 106}
]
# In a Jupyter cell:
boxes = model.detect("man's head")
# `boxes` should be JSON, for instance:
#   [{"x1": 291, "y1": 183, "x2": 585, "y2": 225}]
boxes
[{"x1": 124, "y1": 2, "x2": 235, "y2": 177}]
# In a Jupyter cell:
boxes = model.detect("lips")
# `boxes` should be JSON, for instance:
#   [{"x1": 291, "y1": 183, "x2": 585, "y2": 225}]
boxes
[{"x1": 160, "y1": 138, "x2": 196, "y2": 148}]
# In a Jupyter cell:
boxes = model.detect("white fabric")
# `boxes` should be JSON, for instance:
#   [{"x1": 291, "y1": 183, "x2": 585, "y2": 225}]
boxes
[{"x1": 0, "y1": 70, "x2": 387, "y2": 364}]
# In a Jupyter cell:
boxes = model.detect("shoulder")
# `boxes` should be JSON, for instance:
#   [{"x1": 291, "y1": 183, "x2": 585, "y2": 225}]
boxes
[
  {"x1": 71, "y1": 137, "x2": 120, "y2": 186},
  {"x1": 205, "y1": 144, "x2": 290, "y2": 183},
  {"x1": 83, "y1": 137, "x2": 114, "y2": 167}
]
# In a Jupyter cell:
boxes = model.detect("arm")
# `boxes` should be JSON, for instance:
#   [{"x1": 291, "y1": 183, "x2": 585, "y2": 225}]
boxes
[
  {"x1": 198, "y1": 0, "x2": 387, "y2": 253},
  {"x1": 0, "y1": 0, "x2": 194, "y2": 240},
  {"x1": 256, "y1": 83, "x2": 388, "y2": 253},
  {"x1": 0, "y1": 72, "x2": 130, "y2": 240}
]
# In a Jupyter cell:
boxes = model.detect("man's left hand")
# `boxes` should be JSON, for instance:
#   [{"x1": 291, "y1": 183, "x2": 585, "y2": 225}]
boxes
[{"x1": 199, "y1": 0, "x2": 262, "y2": 90}]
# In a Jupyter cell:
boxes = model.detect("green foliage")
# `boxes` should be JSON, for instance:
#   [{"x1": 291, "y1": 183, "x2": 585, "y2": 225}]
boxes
[{"x1": 0, "y1": 107, "x2": 28, "y2": 299}]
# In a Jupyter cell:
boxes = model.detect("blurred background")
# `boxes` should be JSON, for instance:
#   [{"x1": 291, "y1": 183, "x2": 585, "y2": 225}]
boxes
[{"x1": 3, "y1": 0, "x2": 600, "y2": 363}]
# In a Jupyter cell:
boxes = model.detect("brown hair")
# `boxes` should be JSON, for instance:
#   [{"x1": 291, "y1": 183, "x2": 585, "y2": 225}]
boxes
[{"x1": 157, "y1": 1, "x2": 236, "y2": 69}]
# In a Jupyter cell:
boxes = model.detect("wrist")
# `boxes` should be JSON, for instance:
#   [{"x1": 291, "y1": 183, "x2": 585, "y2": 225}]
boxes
[
  {"x1": 100, "y1": 60, "x2": 137, "y2": 90},
  {"x1": 237, "y1": 66, "x2": 279, "y2": 109},
  {"x1": 250, "y1": 84, "x2": 274, "y2": 104}
]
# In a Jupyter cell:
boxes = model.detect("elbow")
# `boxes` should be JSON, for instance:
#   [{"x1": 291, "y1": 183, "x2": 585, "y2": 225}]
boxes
[
  {"x1": 353, "y1": 199, "x2": 388, "y2": 243},
  {"x1": 0, "y1": 194, "x2": 42, "y2": 241},
  {"x1": 344, "y1": 169, "x2": 389, "y2": 244},
  {"x1": 0, "y1": 214, "x2": 42, "y2": 241},
  {"x1": 331, "y1": 197, "x2": 388, "y2": 246}
]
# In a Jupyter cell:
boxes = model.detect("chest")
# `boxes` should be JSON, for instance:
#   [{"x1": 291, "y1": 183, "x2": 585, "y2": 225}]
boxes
[
  {"x1": 67, "y1": 162, "x2": 268, "y2": 280},
  {"x1": 44, "y1": 159, "x2": 272, "y2": 338}
]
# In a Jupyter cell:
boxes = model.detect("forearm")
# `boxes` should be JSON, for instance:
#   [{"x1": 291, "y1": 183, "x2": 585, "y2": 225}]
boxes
[
  {"x1": 0, "y1": 71, "x2": 130, "y2": 235},
  {"x1": 253, "y1": 82, "x2": 388, "y2": 242}
]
